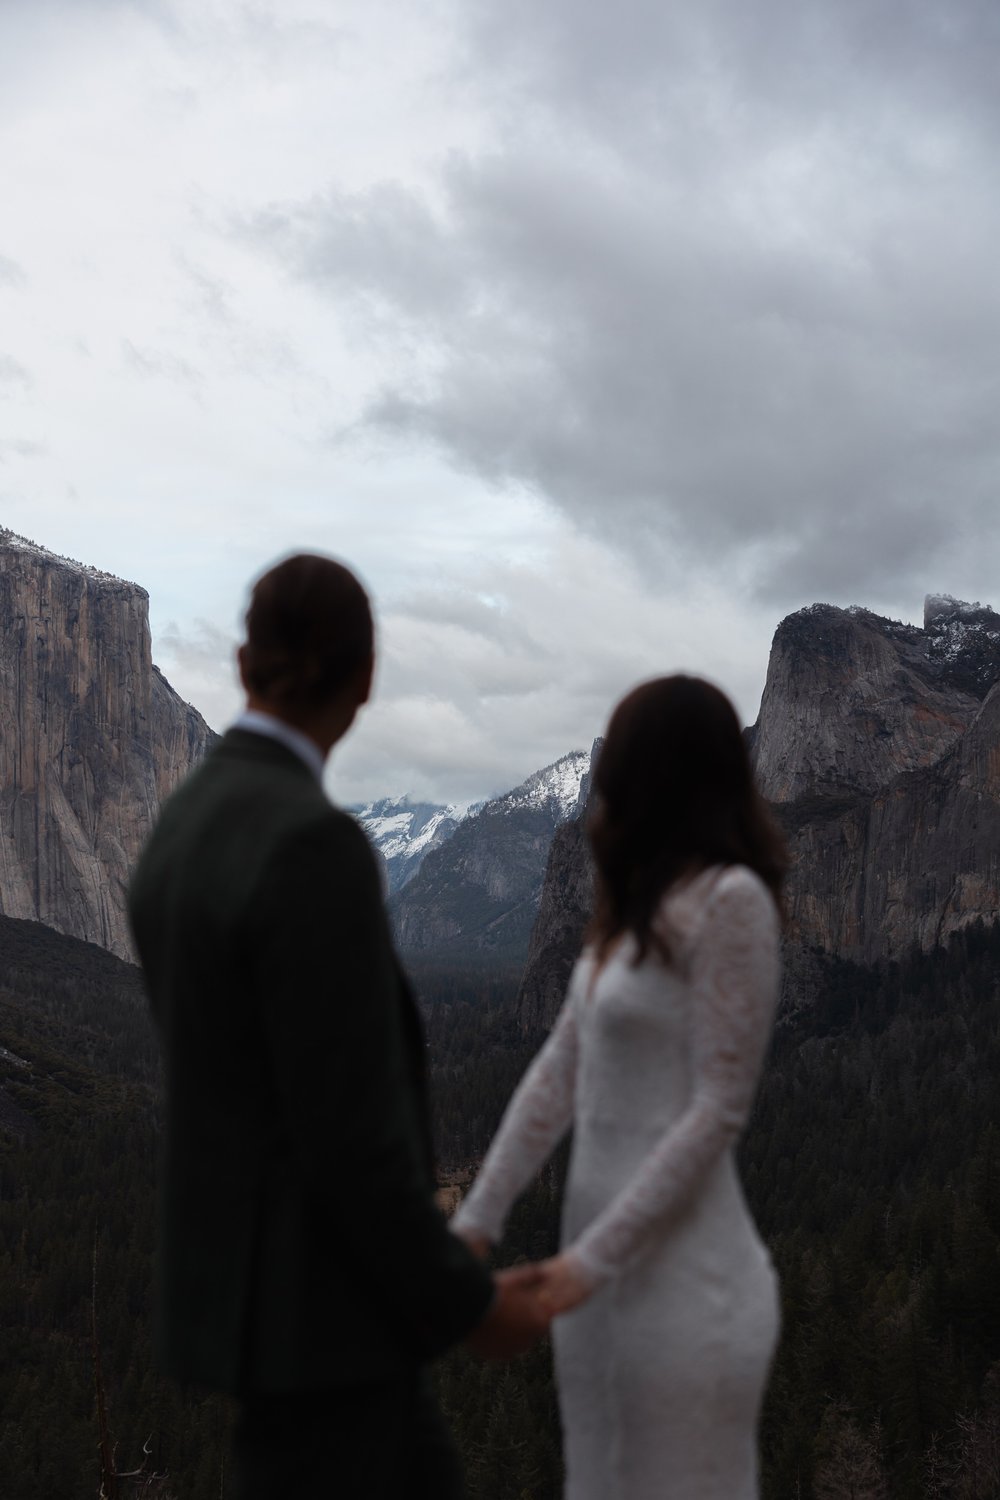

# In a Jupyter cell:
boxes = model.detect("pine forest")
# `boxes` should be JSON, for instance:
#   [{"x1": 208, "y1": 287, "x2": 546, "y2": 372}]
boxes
[{"x1": 1, "y1": 915, "x2": 1000, "y2": 1497}]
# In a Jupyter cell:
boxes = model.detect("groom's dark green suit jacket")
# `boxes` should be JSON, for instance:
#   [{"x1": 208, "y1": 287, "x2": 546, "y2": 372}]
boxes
[{"x1": 128, "y1": 728, "x2": 493, "y2": 1395}]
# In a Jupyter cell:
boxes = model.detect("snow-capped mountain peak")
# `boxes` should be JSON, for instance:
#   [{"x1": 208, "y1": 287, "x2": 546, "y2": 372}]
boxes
[
  {"x1": 353, "y1": 750, "x2": 591, "y2": 902},
  {"x1": 923, "y1": 595, "x2": 1000, "y2": 695},
  {"x1": 351, "y1": 796, "x2": 462, "y2": 894},
  {"x1": 481, "y1": 750, "x2": 591, "y2": 821}
]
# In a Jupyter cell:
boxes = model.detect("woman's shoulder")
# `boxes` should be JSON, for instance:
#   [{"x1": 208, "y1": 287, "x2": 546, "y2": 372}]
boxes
[
  {"x1": 709, "y1": 862, "x2": 773, "y2": 902},
  {"x1": 568, "y1": 935, "x2": 637, "y2": 1002},
  {"x1": 659, "y1": 863, "x2": 776, "y2": 944}
]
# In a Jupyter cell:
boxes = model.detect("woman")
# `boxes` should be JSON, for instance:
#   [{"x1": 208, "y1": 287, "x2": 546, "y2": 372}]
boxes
[{"x1": 452, "y1": 675, "x2": 788, "y2": 1499}]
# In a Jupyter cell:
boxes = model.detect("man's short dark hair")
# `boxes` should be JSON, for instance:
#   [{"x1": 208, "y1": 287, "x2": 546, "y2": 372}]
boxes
[{"x1": 242, "y1": 553, "x2": 373, "y2": 710}]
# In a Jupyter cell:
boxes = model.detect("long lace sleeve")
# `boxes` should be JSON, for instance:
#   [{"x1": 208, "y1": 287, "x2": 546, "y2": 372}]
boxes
[
  {"x1": 568, "y1": 867, "x2": 780, "y2": 1287},
  {"x1": 451, "y1": 981, "x2": 580, "y2": 1245}
]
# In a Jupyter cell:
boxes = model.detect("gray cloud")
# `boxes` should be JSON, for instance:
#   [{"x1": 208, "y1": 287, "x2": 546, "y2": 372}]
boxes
[
  {"x1": 248, "y1": 0, "x2": 1000, "y2": 605},
  {"x1": 170, "y1": 250, "x2": 324, "y2": 393},
  {"x1": 123, "y1": 339, "x2": 202, "y2": 388},
  {"x1": 7, "y1": 0, "x2": 996, "y2": 804},
  {"x1": 175, "y1": 252, "x2": 237, "y2": 328},
  {"x1": 331, "y1": 533, "x2": 773, "y2": 804},
  {"x1": 0, "y1": 254, "x2": 26, "y2": 287},
  {"x1": 461, "y1": 0, "x2": 1000, "y2": 149},
  {"x1": 218, "y1": 3, "x2": 345, "y2": 70},
  {"x1": 0, "y1": 439, "x2": 46, "y2": 462},
  {"x1": 155, "y1": 618, "x2": 239, "y2": 731},
  {"x1": 158, "y1": 617, "x2": 237, "y2": 675},
  {"x1": 249, "y1": 183, "x2": 470, "y2": 325},
  {"x1": 0, "y1": 354, "x2": 32, "y2": 391}
]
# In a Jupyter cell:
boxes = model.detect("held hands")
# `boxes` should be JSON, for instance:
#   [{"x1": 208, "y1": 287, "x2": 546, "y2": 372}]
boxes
[
  {"x1": 531, "y1": 1251, "x2": 594, "y2": 1316},
  {"x1": 465, "y1": 1262, "x2": 552, "y2": 1359},
  {"x1": 455, "y1": 1223, "x2": 594, "y2": 1357},
  {"x1": 463, "y1": 1248, "x2": 596, "y2": 1359}
]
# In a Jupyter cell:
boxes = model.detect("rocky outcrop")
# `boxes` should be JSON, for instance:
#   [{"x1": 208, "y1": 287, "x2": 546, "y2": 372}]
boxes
[
  {"x1": 0, "y1": 529, "x2": 215, "y2": 959},
  {"x1": 518, "y1": 599, "x2": 1000, "y2": 1028},
  {"x1": 749, "y1": 605, "x2": 986, "y2": 804},
  {"x1": 780, "y1": 675, "x2": 1000, "y2": 961},
  {"x1": 761, "y1": 599, "x2": 1000, "y2": 961}
]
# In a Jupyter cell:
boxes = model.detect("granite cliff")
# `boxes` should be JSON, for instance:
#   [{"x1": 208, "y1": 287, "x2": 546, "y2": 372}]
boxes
[
  {"x1": 518, "y1": 596, "x2": 1000, "y2": 1029},
  {"x1": 0, "y1": 529, "x2": 215, "y2": 959},
  {"x1": 749, "y1": 603, "x2": 987, "y2": 804},
  {"x1": 757, "y1": 598, "x2": 1000, "y2": 961}
]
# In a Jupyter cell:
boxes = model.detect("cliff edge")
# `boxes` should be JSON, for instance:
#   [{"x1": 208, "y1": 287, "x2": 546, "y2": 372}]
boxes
[{"x1": 0, "y1": 529, "x2": 215, "y2": 958}]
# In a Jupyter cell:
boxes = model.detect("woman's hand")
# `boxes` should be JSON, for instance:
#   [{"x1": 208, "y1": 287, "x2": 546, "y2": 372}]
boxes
[
  {"x1": 454, "y1": 1226, "x2": 492, "y2": 1260},
  {"x1": 534, "y1": 1252, "x2": 595, "y2": 1315}
]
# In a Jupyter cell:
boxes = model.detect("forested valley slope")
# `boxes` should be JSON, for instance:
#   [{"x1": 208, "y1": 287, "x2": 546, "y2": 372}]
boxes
[{"x1": 3, "y1": 919, "x2": 1000, "y2": 1497}]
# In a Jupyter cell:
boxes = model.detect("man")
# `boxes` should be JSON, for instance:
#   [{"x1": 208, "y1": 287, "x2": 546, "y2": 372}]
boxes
[{"x1": 128, "y1": 553, "x2": 548, "y2": 1499}]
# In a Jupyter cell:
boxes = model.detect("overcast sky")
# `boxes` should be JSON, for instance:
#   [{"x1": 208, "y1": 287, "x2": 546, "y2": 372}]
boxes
[{"x1": 2, "y1": 0, "x2": 998, "y2": 804}]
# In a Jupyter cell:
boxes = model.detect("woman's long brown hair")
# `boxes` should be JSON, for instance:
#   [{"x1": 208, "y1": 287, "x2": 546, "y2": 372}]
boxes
[{"x1": 586, "y1": 675, "x2": 788, "y2": 966}]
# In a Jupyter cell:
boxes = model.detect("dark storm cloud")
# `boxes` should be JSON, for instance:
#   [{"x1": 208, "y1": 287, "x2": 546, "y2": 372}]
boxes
[
  {"x1": 461, "y1": 0, "x2": 1000, "y2": 148},
  {"x1": 248, "y1": 184, "x2": 473, "y2": 326},
  {"x1": 247, "y1": 0, "x2": 1000, "y2": 604}
]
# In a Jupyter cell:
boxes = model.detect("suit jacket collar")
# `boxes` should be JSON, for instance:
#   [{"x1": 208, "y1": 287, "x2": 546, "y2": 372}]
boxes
[
  {"x1": 214, "y1": 727, "x2": 322, "y2": 782},
  {"x1": 231, "y1": 710, "x2": 327, "y2": 782}
]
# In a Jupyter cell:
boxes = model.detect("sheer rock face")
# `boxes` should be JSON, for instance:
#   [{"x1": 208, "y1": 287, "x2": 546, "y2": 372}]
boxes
[
  {"x1": 781, "y1": 676, "x2": 1000, "y2": 962},
  {"x1": 763, "y1": 601, "x2": 1000, "y2": 962},
  {"x1": 518, "y1": 601, "x2": 1000, "y2": 1029},
  {"x1": 749, "y1": 606, "x2": 983, "y2": 805},
  {"x1": 0, "y1": 532, "x2": 215, "y2": 959}
]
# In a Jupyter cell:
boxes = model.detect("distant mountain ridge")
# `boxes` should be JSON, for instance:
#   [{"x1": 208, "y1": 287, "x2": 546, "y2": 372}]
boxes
[
  {"x1": 351, "y1": 797, "x2": 461, "y2": 894},
  {"x1": 923, "y1": 592, "x2": 1000, "y2": 695},
  {"x1": 389, "y1": 749, "x2": 591, "y2": 963},
  {"x1": 477, "y1": 751, "x2": 592, "y2": 821},
  {"x1": 353, "y1": 752, "x2": 593, "y2": 899}
]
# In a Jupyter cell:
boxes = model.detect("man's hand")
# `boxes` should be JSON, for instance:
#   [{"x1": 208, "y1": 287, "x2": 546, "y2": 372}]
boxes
[{"x1": 464, "y1": 1263, "x2": 552, "y2": 1359}]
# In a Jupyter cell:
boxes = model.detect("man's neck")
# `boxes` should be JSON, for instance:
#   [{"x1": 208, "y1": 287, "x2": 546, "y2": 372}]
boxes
[
  {"x1": 234, "y1": 709, "x2": 327, "y2": 783},
  {"x1": 243, "y1": 691, "x2": 357, "y2": 758}
]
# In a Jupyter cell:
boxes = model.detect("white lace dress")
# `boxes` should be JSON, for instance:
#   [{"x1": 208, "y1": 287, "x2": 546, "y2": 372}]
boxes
[{"x1": 452, "y1": 864, "x2": 781, "y2": 1500}]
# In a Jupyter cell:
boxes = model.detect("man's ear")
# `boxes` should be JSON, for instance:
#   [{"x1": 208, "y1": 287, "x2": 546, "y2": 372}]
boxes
[{"x1": 236, "y1": 643, "x2": 249, "y2": 692}]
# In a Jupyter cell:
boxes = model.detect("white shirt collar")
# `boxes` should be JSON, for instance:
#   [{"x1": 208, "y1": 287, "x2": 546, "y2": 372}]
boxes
[{"x1": 232, "y1": 709, "x2": 327, "y2": 784}]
